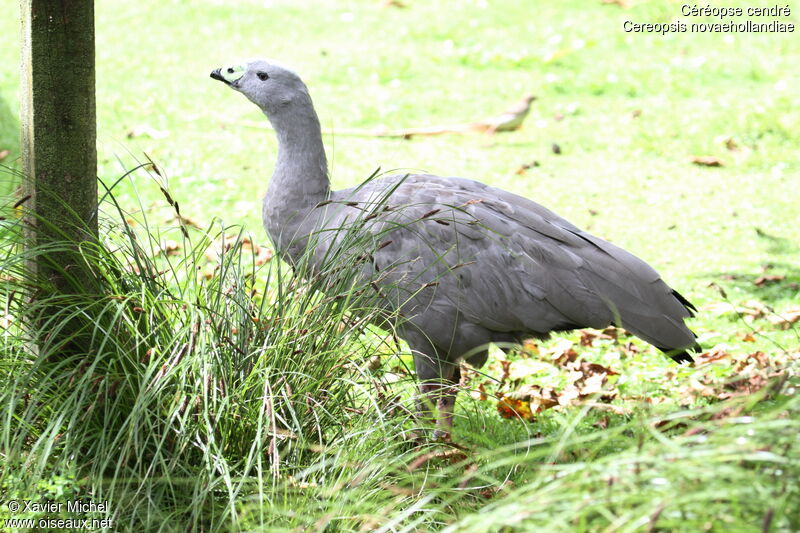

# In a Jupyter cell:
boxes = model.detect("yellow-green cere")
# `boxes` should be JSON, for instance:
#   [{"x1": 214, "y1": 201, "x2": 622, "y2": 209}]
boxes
[{"x1": 222, "y1": 64, "x2": 245, "y2": 83}]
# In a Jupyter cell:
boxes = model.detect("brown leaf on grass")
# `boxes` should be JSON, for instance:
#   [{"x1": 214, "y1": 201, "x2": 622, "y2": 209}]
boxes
[
  {"x1": 738, "y1": 301, "x2": 770, "y2": 321},
  {"x1": 514, "y1": 161, "x2": 539, "y2": 175},
  {"x1": 766, "y1": 308, "x2": 800, "y2": 329},
  {"x1": 577, "y1": 375, "x2": 618, "y2": 402},
  {"x1": 521, "y1": 338, "x2": 539, "y2": 356},
  {"x1": 620, "y1": 341, "x2": 640, "y2": 357},
  {"x1": 691, "y1": 156, "x2": 724, "y2": 167},
  {"x1": 499, "y1": 359, "x2": 512, "y2": 384},
  {"x1": 580, "y1": 330, "x2": 597, "y2": 346},
  {"x1": 254, "y1": 246, "x2": 274, "y2": 266},
  {"x1": 652, "y1": 418, "x2": 689, "y2": 432},
  {"x1": 754, "y1": 274, "x2": 785, "y2": 286},
  {"x1": 678, "y1": 377, "x2": 717, "y2": 405},
  {"x1": 593, "y1": 416, "x2": 609, "y2": 429},
  {"x1": 736, "y1": 331, "x2": 757, "y2": 342},
  {"x1": 547, "y1": 339, "x2": 578, "y2": 366},
  {"x1": 723, "y1": 137, "x2": 739, "y2": 151},
  {"x1": 578, "y1": 361, "x2": 618, "y2": 377},
  {"x1": 694, "y1": 346, "x2": 732, "y2": 365},
  {"x1": 0, "y1": 149, "x2": 9, "y2": 161},
  {"x1": 581, "y1": 326, "x2": 617, "y2": 346},
  {"x1": 510, "y1": 384, "x2": 560, "y2": 412},
  {"x1": 602, "y1": 326, "x2": 619, "y2": 340},
  {"x1": 735, "y1": 351, "x2": 770, "y2": 371},
  {"x1": 720, "y1": 373, "x2": 770, "y2": 399},
  {"x1": 558, "y1": 363, "x2": 619, "y2": 407},
  {"x1": 156, "y1": 239, "x2": 181, "y2": 257},
  {"x1": 175, "y1": 214, "x2": 204, "y2": 229},
  {"x1": 470, "y1": 382, "x2": 488, "y2": 402},
  {"x1": 205, "y1": 235, "x2": 274, "y2": 265},
  {"x1": 364, "y1": 355, "x2": 382, "y2": 372},
  {"x1": 496, "y1": 395, "x2": 536, "y2": 421}
]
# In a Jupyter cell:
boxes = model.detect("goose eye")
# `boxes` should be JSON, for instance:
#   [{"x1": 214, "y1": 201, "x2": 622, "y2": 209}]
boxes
[{"x1": 257, "y1": 71, "x2": 270, "y2": 81}]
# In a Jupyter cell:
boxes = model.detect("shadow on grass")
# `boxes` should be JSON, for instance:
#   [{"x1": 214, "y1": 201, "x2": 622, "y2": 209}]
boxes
[{"x1": 703, "y1": 229, "x2": 800, "y2": 304}]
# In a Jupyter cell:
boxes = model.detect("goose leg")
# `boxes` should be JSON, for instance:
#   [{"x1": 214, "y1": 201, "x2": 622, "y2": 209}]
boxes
[
  {"x1": 406, "y1": 330, "x2": 460, "y2": 440},
  {"x1": 433, "y1": 365, "x2": 461, "y2": 440}
]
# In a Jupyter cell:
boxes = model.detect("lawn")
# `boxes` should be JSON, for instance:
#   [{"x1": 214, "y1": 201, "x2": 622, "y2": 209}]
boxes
[{"x1": 0, "y1": 0, "x2": 798, "y2": 531}]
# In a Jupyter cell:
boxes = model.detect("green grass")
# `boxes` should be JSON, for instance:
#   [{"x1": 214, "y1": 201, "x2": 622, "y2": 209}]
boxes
[{"x1": 1, "y1": 0, "x2": 799, "y2": 531}]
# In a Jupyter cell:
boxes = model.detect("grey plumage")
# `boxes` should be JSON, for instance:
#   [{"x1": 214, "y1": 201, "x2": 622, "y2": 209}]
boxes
[{"x1": 211, "y1": 60, "x2": 699, "y2": 438}]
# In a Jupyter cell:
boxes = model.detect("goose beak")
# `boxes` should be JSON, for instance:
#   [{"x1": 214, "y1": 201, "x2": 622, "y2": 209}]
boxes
[{"x1": 210, "y1": 68, "x2": 228, "y2": 84}]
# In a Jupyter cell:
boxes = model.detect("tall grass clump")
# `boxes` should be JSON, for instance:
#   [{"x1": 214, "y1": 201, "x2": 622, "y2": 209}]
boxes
[
  {"x1": 1, "y1": 165, "x2": 798, "y2": 532},
  {"x1": 0, "y1": 167, "x2": 413, "y2": 530}
]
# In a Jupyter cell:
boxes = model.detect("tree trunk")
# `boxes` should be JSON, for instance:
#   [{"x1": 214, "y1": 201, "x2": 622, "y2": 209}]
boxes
[{"x1": 20, "y1": 0, "x2": 97, "y2": 290}]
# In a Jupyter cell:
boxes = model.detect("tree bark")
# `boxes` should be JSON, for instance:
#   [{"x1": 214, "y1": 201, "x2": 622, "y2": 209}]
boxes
[{"x1": 20, "y1": 0, "x2": 97, "y2": 289}]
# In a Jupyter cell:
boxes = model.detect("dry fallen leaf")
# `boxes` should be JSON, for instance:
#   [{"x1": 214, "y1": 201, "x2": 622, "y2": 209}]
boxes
[
  {"x1": 739, "y1": 300, "x2": 770, "y2": 321},
  {"x1": 514, "y1": 161, "x2": 539, "y2": 175},
  {"x1": 496, "y1": 395, "x2": 536, "y2": 421},
  {"x1": 0, "y1": 149, "x2": 9, "y2": 161},
  {"x1": 499, "y1": 359, "x2": 512, "y2": 384},
  {"x1": 691, "y1": 156, "x2": 724, "y2": 167},
  {"x1": 580, "y1": 328, "x2": 615, "y2": 347},
  {"x1": 548, "y1": 338, "x2": 578, "y2": 366},
  {"x1": 510, "y1": 384, "x2": 560, "y2": 412},
  {"x1": 766, "y1": 308, "x2": 800, "y2": 329},
  {"x1": 743, "y1": 351, "x2": 770, "y2": 369},
  {"x1": 156, "y1": 239, "x2": 181, "y2": 257},
  {"x1": 470, "y1": 382, "x2": 488, "y2": 402},
  {"x1": 695, "y1": 346, "x2": 732, "y2": 365},
  {"x1": 754, "y1": 274, "x2": 785, "y2": 286},
  {"x1": 736, "y1": 331, "x2": 757, "y2": 343},
  {"x1": 205, "y1": 235, "x2": 274, "y2": 265},
  {"x1": 620, "y1": 341, "x2": 640, "y2": 357},
  {"x1": 602, "y1": 326, "x2": 619, "y2": 340},
  {"x1": 521, "y1": 338, "x2": 539, "y2": 356}
]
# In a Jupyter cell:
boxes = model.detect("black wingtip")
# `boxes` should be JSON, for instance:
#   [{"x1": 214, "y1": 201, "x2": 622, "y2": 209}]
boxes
[
  {"x1": 670, "y1": 350, "x2": 695, "y2": 364},
  {"x1": 658, "y1": 342, "x2": 701, "y2": 364},
  {"x1": 671, "y1": 289, "x2": 698, "y2": 316}
]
